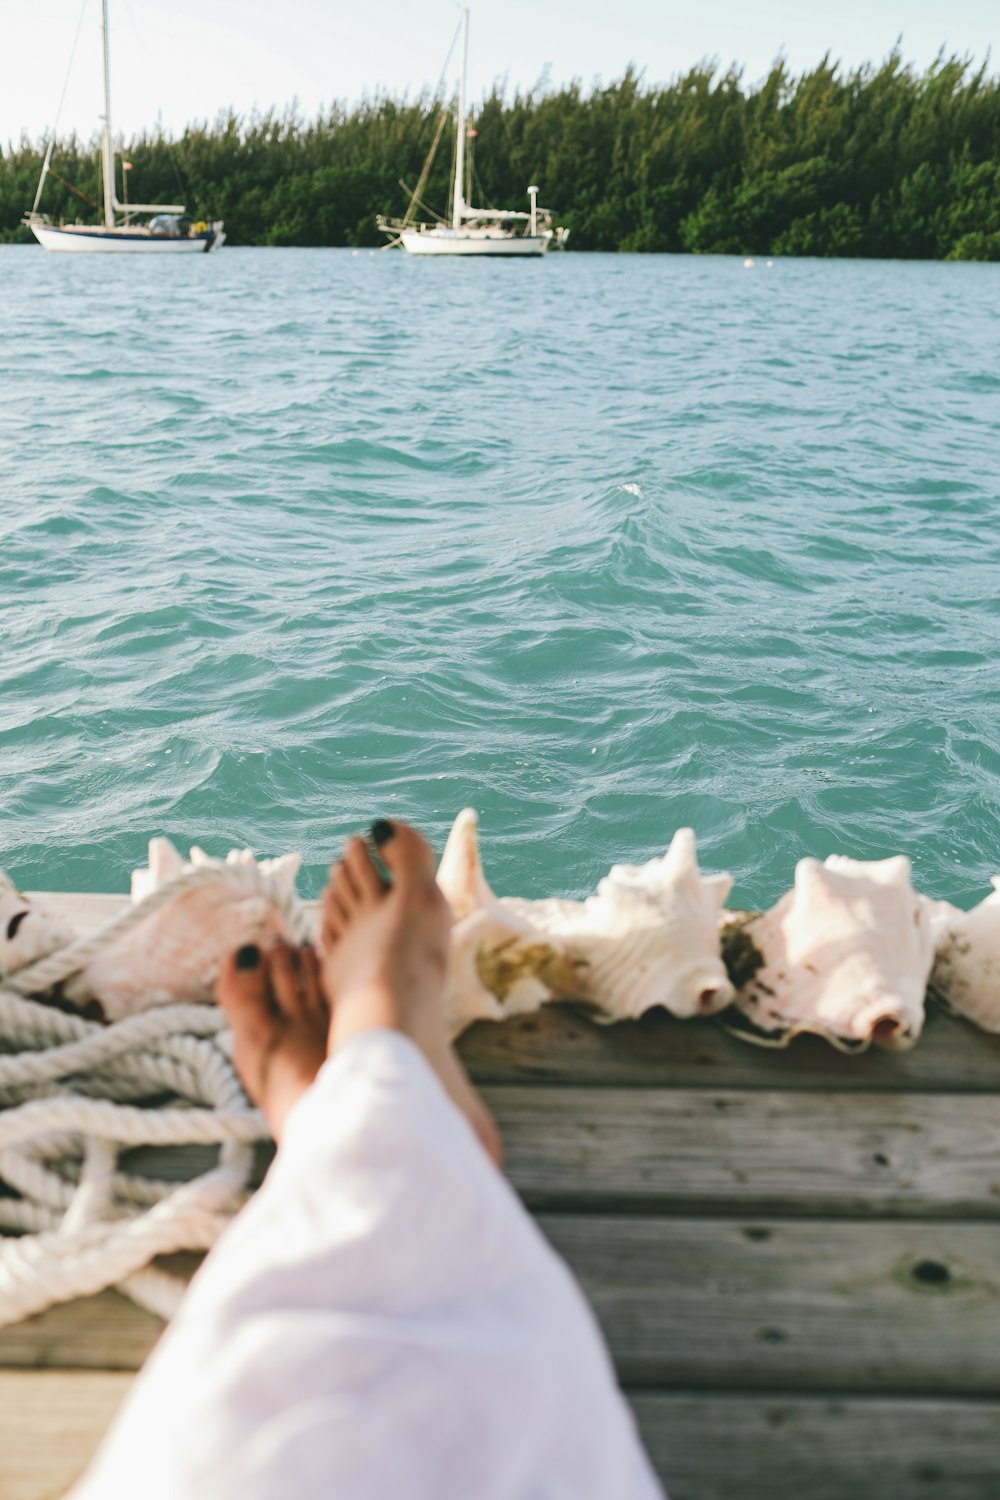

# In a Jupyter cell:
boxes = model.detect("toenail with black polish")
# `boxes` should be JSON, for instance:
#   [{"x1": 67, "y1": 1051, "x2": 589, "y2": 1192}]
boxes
[
  {"x1": 370, "y1": 819, "x2": 395, "y2": 847},
  {"x1": 235, "y1": 944, "x2": 261, "y2": 971}
]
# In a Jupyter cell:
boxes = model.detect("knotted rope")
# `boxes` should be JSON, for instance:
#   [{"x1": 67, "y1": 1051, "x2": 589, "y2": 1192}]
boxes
[{"x1": 0, "y1": 864, "x2": 313, "y2": 1327}]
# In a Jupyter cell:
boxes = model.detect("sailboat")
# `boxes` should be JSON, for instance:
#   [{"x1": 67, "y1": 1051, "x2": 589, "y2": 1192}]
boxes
[
  {"x1": 24, "y1": 0, "x2": 224, "y2": 254},
  {"x1": 378, "y1": 9, "x2": 567, "y2": 257}
]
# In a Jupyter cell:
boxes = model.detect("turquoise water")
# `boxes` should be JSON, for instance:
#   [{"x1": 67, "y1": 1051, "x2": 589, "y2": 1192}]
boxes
[{"x1": 1, "y1": 246, "x2": 998, "y2": 907}]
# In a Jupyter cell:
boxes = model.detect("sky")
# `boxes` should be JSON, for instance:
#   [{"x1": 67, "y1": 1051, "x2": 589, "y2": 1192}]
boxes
[{"x1": 2, "y1": 0, "x2": 995, "y2": 147}]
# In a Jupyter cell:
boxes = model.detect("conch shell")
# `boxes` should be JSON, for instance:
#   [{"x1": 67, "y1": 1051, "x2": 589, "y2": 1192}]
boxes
[
  {"x1": 0, "y1": 876, "x2": 75, "y2": 979},
  {"x1": 730, "y1": 855, "x2": 935, "y2": 1050},
  {"x1": 437, "y1": 810, "x2": 579, "y2": 1037},
  {"x1": 926, "y1": 878, "x2": 1000, "y2": 1031},
  {"x1": 64, "y1": 839, "x2": 300, "y2": 1020},
  {"x1": 505, "y1": 828, "x2": 734, "y2": 1022}
]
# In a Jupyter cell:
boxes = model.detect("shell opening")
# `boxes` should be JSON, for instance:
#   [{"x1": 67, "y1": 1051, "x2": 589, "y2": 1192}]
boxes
[
  {"x1": 871, "y1": 1015, "x2": 909, "y2": 1049},
  {"x1": 6, "y1": 911, "x2": 28, "y2": 941}
]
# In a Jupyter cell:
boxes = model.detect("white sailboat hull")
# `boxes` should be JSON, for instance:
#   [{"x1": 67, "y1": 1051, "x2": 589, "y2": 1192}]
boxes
[
  {"x1": 400, "y1": 228, "x2": 551, "y2": 257},
  {"x1": 381, "y1": 11, "x2": 564, "y2": 260},
  {"x1": 30, "y1": 223, "x2": 224, "y2": 254}
]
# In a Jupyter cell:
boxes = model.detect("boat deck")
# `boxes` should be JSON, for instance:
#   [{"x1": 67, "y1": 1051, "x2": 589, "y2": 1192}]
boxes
[{"x1": 4, "y1": 894, "x2": 1000, "y2": 1499}]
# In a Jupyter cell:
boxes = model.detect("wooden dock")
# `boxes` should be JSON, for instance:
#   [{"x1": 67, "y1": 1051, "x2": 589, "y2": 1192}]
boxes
[{"x1": 3, "y1": 893, "x2": 1000, "y2": 1499}]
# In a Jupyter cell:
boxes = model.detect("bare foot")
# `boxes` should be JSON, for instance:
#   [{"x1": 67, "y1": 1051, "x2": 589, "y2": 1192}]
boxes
[
  {"x1": 216, "y1": 940, "x2": 329, "y2": 1142},
  {"x1": 217, "y1": 822, "x2": 501, "y2": 1165},
  {"x1": 321, "y1": 821, "x2": 502, "y2": 1166}
]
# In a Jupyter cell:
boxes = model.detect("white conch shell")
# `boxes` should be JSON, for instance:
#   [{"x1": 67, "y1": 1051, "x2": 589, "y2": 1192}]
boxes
[
  {"x1": 62, "y1": 837, "x2": 301, "y2": 1018},
  {"x1": 925, "y1": 878, "x2": 1000, "y2": 1031},
  {"x1": 437, "y1": 810, "x2": 579, "y2": 1037},
  {"x1": 732, "y1": 854, "x2": 934, "y2": 1050},
  {"x1": 505, "y1": 828, "x2": 735, "y2": 1021},
  {"x1": 0, "y1": 874, "x2": 76, "y2": 980},
  {"x1": 65, "y1": 881, "x2": 290, "y2": 1019},
  {"x1": 131, "y1": 837, "x2": 301, "y2": 903}
]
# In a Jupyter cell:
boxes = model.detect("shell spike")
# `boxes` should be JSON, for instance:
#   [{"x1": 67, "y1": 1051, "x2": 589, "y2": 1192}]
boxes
[
  {"x1": 704, "y1": 872, "x2": 733, "y2": 909},
  {"x1": 131, "y1": 838, "x2": 185, "y2": 904},
  {"x1": 662, "y1": 826, "x2": 697, "y2": 875},
  {"x1": 437, "y1": 808, "x2": 497, "y2": 920}
]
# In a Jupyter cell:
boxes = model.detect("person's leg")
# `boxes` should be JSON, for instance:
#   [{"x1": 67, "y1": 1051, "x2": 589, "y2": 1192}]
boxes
[{"x1": 71, "y1": 822, "x2": 662, "y2": 1500}]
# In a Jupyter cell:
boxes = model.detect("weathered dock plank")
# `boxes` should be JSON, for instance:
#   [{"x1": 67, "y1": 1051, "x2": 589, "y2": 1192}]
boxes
[
  {"x1": 29, "y1": 893, "x2": 130, "y2": 932},
  {"x1": 2, "y1": 1372, "x2": 998, "y2": 1500},
  {"x1": 0, "y1": 1369, "x2": 131, "y2": 1500},
  {"x1": 90, "y1": 1081, "x2": 1000, "y2": 1220},
  {"x1": 485, "y1": 1086, "x2": 1000, "y2": 1216},
  {"x1": 0, "y1": 1289, "x2": 163, "y2": 1372},
  {"x1": 540, "y1": 1216, "x2": 1000, "y2": 1392},
  {"x1": 460, "y1": 1004, "x2": 1000, "y2": 1092},
  {"x1": 4, "y1": 1218, "x2": 999, "y2": 1395},
  {"x1": 631, "y1": 1392, "x2": 1000, "y2": 1500}
]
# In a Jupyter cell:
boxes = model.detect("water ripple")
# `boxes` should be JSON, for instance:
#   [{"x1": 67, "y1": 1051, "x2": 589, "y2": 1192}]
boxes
[{"x1": 1, "y1": 248, "x2": 998, "y2": 908}]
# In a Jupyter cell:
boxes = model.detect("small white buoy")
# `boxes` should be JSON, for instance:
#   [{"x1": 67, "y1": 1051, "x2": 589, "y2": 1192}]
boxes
[{"x1": 766, "y1": 259, "x2": 775, "y2": 268}]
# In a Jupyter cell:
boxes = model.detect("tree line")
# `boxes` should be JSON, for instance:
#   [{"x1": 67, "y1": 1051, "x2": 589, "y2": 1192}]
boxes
[{"x1": 2, "y1": 51, "x2": 998, "y2": 258}]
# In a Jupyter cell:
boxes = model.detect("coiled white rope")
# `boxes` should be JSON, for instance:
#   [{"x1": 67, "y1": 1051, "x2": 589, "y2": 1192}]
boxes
[{"x1": 0, "y1": 864, "x2": 313, "y2": 1327}]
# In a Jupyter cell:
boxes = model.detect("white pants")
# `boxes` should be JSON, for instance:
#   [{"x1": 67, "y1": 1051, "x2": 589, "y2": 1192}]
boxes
[{"x1": 74, "y1": 1031, "x2": 665, "y2": 1499}]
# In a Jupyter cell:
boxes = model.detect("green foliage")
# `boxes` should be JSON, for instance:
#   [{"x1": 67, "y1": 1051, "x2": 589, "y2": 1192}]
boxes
[{"x1": 2, "y1": 51, "x2": 998, "y2": 257}]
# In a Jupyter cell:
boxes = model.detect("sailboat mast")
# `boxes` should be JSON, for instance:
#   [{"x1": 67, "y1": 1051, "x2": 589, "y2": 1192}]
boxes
[
  {"x1": 100, "y1": 0, "x2": 115, "y2": 227},
  {"x1": 452, "y1": 7, "x2": 469, "y2": 230}
]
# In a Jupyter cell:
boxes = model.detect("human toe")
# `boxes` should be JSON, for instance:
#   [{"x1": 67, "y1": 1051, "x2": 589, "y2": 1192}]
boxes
[
  {"x1": 299, "y1": 942, "x2": 329, "y2": 1025},
  {"x1": 322, "y1": 879, "x2": 350, "y2": 947},
  {"x1": 267, "y1": 941, "x2": 307, "y2": 1020},
  {"x1": 343, "y1": 835, "x2": 386, "y2": 902},
  {"x1": 216, "y1": 944, "x2": 272, "y2": 1034},
  {"x1": 215, "y1": 945, "x2": 280, "y2": 1101},
  {"x1": 370, "y1": 819, "x2": 437, "y2": 888},
  {"x1": 330, "y1": 859, "x2": 361, "y2": 913}
]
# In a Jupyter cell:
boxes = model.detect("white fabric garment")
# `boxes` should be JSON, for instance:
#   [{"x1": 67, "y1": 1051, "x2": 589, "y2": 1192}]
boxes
[{"x1": 73, "y1": 1030, "x2": 665, "y2": 1499}]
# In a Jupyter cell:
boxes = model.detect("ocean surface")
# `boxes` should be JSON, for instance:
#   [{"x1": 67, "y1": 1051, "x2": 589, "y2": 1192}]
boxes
[{"x1": 1, "y1": 246, "x2": 998, "y2": 909}]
